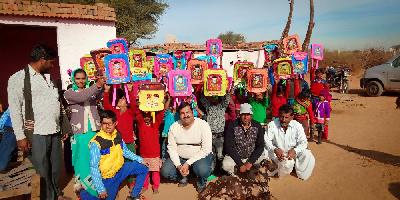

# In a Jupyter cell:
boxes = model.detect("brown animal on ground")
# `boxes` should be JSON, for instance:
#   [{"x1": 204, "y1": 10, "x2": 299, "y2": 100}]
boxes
[{"x1": 198, "y1": 166, "x2": 272, "y2": 200}]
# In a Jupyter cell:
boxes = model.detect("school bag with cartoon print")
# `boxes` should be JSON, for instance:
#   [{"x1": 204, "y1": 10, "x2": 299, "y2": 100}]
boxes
[
  {"x1": 187, "y1": 59, "x2": 207, "y2": 85},
  {"x1": 128, "y1": 49, "x2": 146, "y2": 70},
  {"x1": 247, "y1": 68, "x2": 268, "y2": 93},
  {"x1": 80, "y1": 54, "x2": 97, "y2": 82},
  {"x1": 206, "y1": 39, "x2": 223, "y2": 57},
  {"x1": 154, "y1": 54, "x2": 173, "y2": 78},
  {"x1": 138, "y1": 83, "x2": 165, "y2": 112},
  {"x1": 273, "y1": 57, "x2": 293, "y2": 80},
  {"x1": 168, "y1": 70, "x2": 193, "y2": 107},
  {"x1": 291, "y1": 52, "x2": 308, "y2": 75},
  {"x1": 90, "y1": 48, "x2": 111, "y2": 76},
  {"x1": 203, "y1": 69, "x2": 228, "y2": 96},
  {"x1": 310, "y1": 44, "x2": 324, "y2": 69},
  {"x1": 233, "y1": 61, "x2": 254, "y2": 85},
  {"x1": 107, "y1": 38, "x2": 129, "y2": 54},
  {"x1": 173, "y1": 50, "x2": 187, "y2": 70},
  {"x1": 104, "y1": 53, "x2": 131, "y2": 106},
  {"x1": 282, "y1": 34, "x2": 301, "y2": 55}
]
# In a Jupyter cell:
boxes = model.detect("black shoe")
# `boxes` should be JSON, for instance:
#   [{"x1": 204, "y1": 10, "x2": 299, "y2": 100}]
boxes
[{"x1": 178, "y1": 177, "x2": 188, "y2": 187}]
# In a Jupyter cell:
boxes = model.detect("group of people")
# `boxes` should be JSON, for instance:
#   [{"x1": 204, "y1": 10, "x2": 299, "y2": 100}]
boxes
[{"x1": 1, "y1": 44, "x2": 332, "y2": 200}]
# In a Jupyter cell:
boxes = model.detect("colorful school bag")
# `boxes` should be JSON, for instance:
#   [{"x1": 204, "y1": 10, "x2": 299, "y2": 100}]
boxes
[
  {"x1": 80, "y1": 55, "x2": 97, "y2": 81},
  {"x1": 282, "y1": 34, "x2": 301, "y2": 55},
  {"x1": 206, "y1": 39, "x2": 223, "y2": 57},
  {"x1": 187, "y1": 59, "x2": 207, "y2": 85},
  {"x1": 291, "y1": 52, "x2": 308, "y2": 75},
  {"x1": 273, "y1": 57, "x2": 293, "y2": 80},
  {"x1": 168, "y1": 70, "x2": 192, "y2": 107},
  {"x1": 138, "y1": 83, "x2": 165, "y2": 112},
  {"x1": 263, "y1": 44, "x2": 278, "y2": 64},
  {"x1": 310, "y1": 44, "x2": 324, "y2": 69},
  {"x1": 233, "y1": 61, "x2": 254, "y2": 84},
  {"x1": 128, "y1": 49, "x2": 146, "y2": 69},
  {"x1": 196, "y1": 55, "x2": 218, "y2": 69},
  {"x1": 154, "y1": 54, "x2": 173, "y2": 78},
  {"x1": 203, "y1": 69, "x2": 228, "y2": 96},
  {"x1": 173, "y1": 50, "x2": 187, "y2": 70},
  {"x1": 107, "y1": 38, "x2": 129, "y2": 54},
  {"x1": 168, "y1": 70, "x2": 192, "y2": 97},
  {"x1": 104, "y1": 54, "x2": 131, "y2": 106},
  {"x1": 247, "y1": 69, "x2": 268, "y2": 93},
  {"x1": 90, "y1": 48, "x2": 111, "y2": 76}
]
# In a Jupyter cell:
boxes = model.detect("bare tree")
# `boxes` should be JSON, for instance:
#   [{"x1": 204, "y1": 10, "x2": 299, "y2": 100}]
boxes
[
  {"x1": 280, "y1": 0, "x2": 294, "y2": 42},
  {"x1": 302, "y1": 0, "x2": 314, "y2": 51}
]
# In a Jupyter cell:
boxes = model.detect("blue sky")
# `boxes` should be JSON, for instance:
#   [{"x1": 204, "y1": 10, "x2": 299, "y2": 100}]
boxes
[{"x1": 139, "y1": 0, "x2": 400, "y2": 50}]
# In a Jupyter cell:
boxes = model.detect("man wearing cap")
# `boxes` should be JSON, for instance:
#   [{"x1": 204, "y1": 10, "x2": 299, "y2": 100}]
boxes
[{"x1": 222, "y1": 103, "x2": 265, "y2": 175}]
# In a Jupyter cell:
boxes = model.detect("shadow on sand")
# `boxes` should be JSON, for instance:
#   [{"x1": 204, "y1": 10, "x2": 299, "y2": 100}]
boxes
[
  {"x1": 388, "y1": 182, "x2": 400, "y2": 199},
  {"x1": 325, "y1": 140, "x2": 400, "y2": 167}
]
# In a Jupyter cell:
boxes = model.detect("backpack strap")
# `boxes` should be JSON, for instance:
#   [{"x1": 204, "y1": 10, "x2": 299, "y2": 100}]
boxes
[{"x1": 23, "y1": 66, "x2": 34, "y2": 142}]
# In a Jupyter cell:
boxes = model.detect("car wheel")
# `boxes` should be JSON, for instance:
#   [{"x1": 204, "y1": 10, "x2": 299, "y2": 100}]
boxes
[{"x1": 366, "y1": 81, "x2": 383, "y2": 97}]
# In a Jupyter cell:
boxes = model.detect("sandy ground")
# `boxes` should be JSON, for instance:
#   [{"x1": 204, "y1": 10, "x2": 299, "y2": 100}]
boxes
[{"x1": 54, "y1": 75, "x2": 399, "y2": 200}]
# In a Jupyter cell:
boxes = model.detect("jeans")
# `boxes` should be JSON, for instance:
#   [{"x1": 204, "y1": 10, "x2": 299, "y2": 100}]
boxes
[
  {"x1": 0, "y1": 128, "x2": 16, "y2": 171},
  {"x1": 80, "y1": 161, "x2": 149, "y2": 200},
  {"x1": 160, "y1": 154, "x2": 213, "y2": 189}
]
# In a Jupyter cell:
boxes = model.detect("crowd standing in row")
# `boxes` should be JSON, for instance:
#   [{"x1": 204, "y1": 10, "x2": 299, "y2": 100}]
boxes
[{"x1": 2, "y1": 44, "x2": 332, "y2": 200}]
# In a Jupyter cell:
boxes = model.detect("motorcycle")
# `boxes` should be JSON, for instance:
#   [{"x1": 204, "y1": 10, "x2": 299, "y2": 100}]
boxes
[{"x1": 326, "y1": 66, "x2": 351, "y2": 93}]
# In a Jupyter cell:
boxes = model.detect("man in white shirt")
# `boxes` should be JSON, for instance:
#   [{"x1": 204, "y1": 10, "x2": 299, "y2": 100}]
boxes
[
  {"x1": 160, "y1": 102, "x2": 213, "y2": 192},
  {"x1": 264, "y1": 104, "x2": 315, "y2": 180},
  {"x1": 7, "y1": 44, "x2": 68, "y2": 199}
]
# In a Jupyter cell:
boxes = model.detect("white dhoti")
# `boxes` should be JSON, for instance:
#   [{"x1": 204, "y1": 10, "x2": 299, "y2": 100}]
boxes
[{"x1": 269, "y1": 149, "x2": 315, "y2": 180}]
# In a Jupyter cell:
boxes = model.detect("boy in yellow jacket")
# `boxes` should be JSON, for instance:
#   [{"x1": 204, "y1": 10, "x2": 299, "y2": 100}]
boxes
[{"x1": 80, "y1": 110, "x2": 148, "y2": 200}]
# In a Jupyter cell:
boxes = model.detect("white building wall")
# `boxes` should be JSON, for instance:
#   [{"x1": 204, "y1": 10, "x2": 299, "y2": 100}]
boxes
[{"x1": 0, "y1": 16, "x2": 116, "y2": 89}]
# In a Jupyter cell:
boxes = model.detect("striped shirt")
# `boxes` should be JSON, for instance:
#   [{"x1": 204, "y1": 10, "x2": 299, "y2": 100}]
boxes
[
  {"x1": 89, "y1": 141, "x2": 143, "y2": 193},
  {"x1": 7, "y1": 65, "x2": 60, "y2": 140}
]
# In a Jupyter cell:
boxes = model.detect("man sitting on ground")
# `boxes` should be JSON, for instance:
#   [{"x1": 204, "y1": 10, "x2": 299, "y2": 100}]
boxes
[
  {"x1": 264, "y1": 104, "x2": 315, "y2": 180},
  {"x1": 222, "y1": 103, "x2": 265, "y2": 175},
  {"x1": 161, "y1": 102, "x2": 213, "y2": 192}
]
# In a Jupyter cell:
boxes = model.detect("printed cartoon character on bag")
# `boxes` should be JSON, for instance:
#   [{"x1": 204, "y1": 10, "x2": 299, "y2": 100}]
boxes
[
  {"x1": 104, "y1": 54, "x2": 131, "y2": 84},
  {"x1": 188, "y1": 59, "x2": 207, "y2": 84},
  {"x1": 168, "y1": 70, "x2": 192, "y2": 97},
  {"x1": 128, "y1": 49, "x2": 146, "y2": 69},
  {"x1": 174, "y1": 75, "x2": 187, "y2": 92},
  {"x1": 247, "y1": 69, "x2": 268, "y2": 93},
  {"x1": 107, "y1": 38, "x2": 129, "y2": 54},
  {"x1": 292, "y1": 52, "x2": 308, "y2": 75},
  {"x1": 273, "y1": 57, "x2": 293, "y2": 80},
  {"x1": 138, "y1": 83, "x2": 165, "y2": 112},
  {"x1": 233, "y1": 61, "x2": 254, "y2": 84},
  {"x1": 80, "y1": 55, "x2": 97, "y2": 81},
  {"x1": 311, "y1": 44, "x2": 324, "y2": 61},
  {"x1": 155, "y1": 54, "x2": 173, "y2": 77},
  {"x1": 206, "y1": 39, "x2": 223, "y2": 57},
  {"x1": 283, "y1": 34, "x2": 301, "y2": 55},
  {"x1": 208, "y1": 75, "x2": 222, "y2": 91},
  {"x1": 252, "y1": 74, "x2": 262, "y2": 88},
  {"x1": 173, "y1": 50, "x2": 186, "y2": 70}
]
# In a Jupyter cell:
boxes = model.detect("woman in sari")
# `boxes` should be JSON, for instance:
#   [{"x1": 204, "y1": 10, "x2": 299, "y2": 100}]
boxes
[{"x1": 64, "y1": 69, "x2": 104, "y2": 197}]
